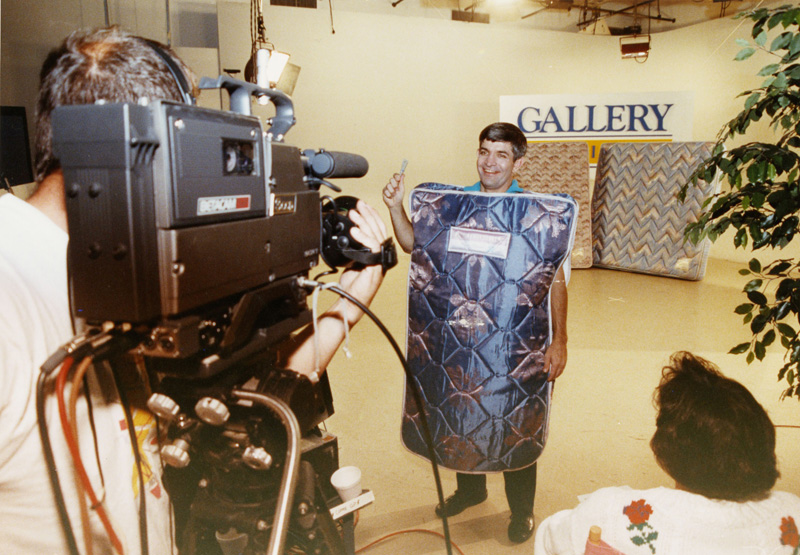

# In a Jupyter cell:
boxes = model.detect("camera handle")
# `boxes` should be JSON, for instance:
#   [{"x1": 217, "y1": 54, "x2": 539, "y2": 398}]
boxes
[{"x1": 199, "y1": 75, "x2": 296, "y2": 139}]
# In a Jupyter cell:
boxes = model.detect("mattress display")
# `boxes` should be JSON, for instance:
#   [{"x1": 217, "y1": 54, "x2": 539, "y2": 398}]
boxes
[
  {"x1": 401, "y1": 183, "x2": 577, "y2": 473},
  {"x1": 591, "y1": 142, "x2": 716, "y2": 280},
  {"x1": 517, "y1": 141, "x2": 592, "y2": 268}
]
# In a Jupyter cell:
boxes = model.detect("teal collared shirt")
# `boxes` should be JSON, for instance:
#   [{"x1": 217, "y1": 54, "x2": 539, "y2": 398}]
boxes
[{"x1": 464, "y1": 179, "x2": 524, "y2": 193}]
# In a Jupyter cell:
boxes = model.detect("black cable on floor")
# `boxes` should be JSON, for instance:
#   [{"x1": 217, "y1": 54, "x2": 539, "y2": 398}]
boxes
[{"x1": 326, "y1": 283, "x2": 453, "y2": 555}]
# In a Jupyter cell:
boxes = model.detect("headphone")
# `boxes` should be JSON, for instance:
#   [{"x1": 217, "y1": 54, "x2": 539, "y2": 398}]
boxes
[{"x1": 141, "y1": 38, "x2": 195, "y2": 105}]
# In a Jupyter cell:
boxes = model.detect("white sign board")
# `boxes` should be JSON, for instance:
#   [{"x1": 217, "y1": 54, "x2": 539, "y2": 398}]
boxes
[{"x1": 500, "y1": 92, "x2": 694, "y2": 165}]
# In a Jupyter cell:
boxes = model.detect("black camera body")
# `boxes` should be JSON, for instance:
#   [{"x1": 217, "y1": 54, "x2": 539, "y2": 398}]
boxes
[
  {"x1": 54, "y1": 99, "x2": 320, "y2": 327},
  {"x1": 51, "y1": 80, "x2": 383, "y2": 554}
]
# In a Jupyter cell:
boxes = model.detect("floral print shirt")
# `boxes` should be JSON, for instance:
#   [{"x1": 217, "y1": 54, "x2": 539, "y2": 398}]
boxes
[{"x1": 534, "y1": 486, "x2": 800, "y2": 555}]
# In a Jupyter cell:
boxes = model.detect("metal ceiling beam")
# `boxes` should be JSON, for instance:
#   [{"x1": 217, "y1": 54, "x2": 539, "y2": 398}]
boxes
[{"x1": 576, "y1": 0, "x2": 675, "y2": 28}]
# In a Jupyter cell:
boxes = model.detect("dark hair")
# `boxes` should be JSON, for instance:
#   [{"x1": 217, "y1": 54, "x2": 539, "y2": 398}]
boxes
[
  {"x1": 650, "y1": 351, "x2": 779, "y2": 501},
  {"x1": 34, "y1": 26, "x2": 197, "y2": 182},
  {"x1": 478, "y1": 122, "x2": 527, "y2": 160}
]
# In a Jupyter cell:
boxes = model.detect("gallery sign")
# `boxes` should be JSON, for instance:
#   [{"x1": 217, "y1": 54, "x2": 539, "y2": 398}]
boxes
[{"x1": 500, "y1": 92, "x2": 694, "y2": 165}]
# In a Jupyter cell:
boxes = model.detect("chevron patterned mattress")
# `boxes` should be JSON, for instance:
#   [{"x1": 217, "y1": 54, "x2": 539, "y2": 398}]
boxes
[
  {"x1": 517, "y1": 142, "x2": 592, "y2": 269},
  {"x1": 591, "y1": 142, "x2": 716, "y2": 280},
  {"x1": 401, "y1": 183, "x2": 577, "y2": 472}
]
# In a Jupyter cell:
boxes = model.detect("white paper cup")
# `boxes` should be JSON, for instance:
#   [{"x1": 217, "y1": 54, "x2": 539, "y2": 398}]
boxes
[{"x1": 330, "y1": 466, "x2": 362, "y2": 502}]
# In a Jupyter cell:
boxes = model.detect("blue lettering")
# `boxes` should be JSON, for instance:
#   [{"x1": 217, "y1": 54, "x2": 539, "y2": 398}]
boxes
[
  {"x1": 517, "y1": 107, "x2": 541, "y2": 133},
  {"x1": 586, "y1": 105, "x2": 607, "y2": 132},
  {"x1": 541, "y1": 107, "x2": 564, "y2": 133},
  {"x1": 567, "y1": 106, "x2": 587, "y2": 133},
  {"x1": 629, "y1": 104, "x2": 651, "y2": 132},
  {"x1": 607, "y1": 105, "x2": 625, "y2": 132},
  {"x1": 650, "y1": 104, "x2": 673, "y2": 131}
]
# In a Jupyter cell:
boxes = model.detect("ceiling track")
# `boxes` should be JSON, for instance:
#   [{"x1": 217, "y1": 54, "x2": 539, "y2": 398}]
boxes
[{"x1": 576, "y1": 0, "x2": 676, "y2": 29}]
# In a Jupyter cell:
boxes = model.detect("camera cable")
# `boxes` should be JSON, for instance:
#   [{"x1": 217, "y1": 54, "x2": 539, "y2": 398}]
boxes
[{"x1": 299, "y1": 278, "x2": 454, "y2": 555}]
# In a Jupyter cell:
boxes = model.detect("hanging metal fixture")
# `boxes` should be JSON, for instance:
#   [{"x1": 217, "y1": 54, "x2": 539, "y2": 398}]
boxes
[{"x1": 246, "y1": 0, "x2": 297, "y2": 97}]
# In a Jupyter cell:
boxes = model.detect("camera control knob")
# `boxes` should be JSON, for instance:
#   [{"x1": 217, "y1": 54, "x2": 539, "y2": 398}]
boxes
[
  {"x1": 242, "y1": 446, "x2": 273, "y2": 470},
  {"x1": 195, "y1": 397, "x2": 230, "y2": 426},
  {"x1": 146, "y1": 393, "x2": 180, "y2": 421},
  {"x1": 162, "y1": 439, "x2": 191, "y2": 468}
]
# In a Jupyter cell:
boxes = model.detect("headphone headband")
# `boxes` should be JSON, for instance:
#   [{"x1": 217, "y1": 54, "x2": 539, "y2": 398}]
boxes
[{"x1": 141, "y1": 38, "x2": 195, "y2": 105}]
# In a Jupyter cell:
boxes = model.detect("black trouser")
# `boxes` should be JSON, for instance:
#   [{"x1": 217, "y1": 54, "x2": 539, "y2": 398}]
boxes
[{"x1": 455, "y1": 463, "x2": 537, "y2": 516}]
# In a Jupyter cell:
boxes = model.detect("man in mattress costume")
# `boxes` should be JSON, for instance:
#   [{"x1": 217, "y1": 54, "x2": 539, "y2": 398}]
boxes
[{"x1": 382, "y1": 123, "x2": 576, "y2": 543}]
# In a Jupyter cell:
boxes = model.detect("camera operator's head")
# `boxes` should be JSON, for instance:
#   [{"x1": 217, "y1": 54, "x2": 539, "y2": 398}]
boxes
[
  {"x1": 650, "y1": 351, "x2": 779, "y2": 502},
  {"x1": 34, "y1": 26, "x2": 197, "y2": 183}
]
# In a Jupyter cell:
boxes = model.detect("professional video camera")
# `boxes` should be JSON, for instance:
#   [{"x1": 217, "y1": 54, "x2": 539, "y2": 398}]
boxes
[{"x1": 51, "y1": 76, "x2": 396, "y2": 555}]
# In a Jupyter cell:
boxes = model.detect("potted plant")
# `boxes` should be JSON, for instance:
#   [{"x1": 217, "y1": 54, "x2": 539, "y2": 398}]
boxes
[{"x1": 681, "y1": 3, "x2": 800, "y2": 398}]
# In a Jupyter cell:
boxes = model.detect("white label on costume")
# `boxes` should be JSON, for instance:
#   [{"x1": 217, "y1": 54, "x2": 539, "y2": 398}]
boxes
[{"x1": 447, "y1": 227, "x2": 511, "y2": 259}]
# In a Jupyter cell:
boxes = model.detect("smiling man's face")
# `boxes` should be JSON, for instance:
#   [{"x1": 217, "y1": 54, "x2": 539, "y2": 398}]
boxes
[{"x1": 476, "y1": 139, "x2": 524, "y2": 193}]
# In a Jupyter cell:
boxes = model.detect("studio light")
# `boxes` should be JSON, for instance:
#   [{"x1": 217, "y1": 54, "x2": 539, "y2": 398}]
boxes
[
  {"x1": 620, "y1": 34, "x2": 650, "y2": 61},
  {"x1": 256, "y1": 47, "x2": 289, "y2": 87},
  {"x1": 247, "y1": 0, "x2": 300, "y2": 98}
]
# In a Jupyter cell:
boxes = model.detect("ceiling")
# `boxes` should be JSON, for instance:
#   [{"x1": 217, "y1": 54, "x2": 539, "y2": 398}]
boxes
[{"x1": 331, "y1": 0, "x2": 773, "y2": 34}]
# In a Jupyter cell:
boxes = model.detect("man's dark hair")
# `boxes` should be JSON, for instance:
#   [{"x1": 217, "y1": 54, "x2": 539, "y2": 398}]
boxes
[
  {"x1": 34, "y1": 26, "x2": 196, "y2": 182},
  {"x1": 650, "y1": 351, "x2": 779, "y2": 501},
  {"x1": 478, "y1": 122, "x2": 527, "y2": 160}
]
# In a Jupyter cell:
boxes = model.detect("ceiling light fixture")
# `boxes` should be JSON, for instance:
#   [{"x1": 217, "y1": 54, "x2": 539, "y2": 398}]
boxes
[
  {"x1": 620, "y1": 34, "x2": 650, "y2": 60},
  {"x1": 245, "y1": 0, "x2": 300, "y2": 99}
]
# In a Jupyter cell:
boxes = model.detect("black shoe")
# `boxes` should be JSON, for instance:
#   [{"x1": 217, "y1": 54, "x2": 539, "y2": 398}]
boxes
[
  {"x1": 508, "y1": 513, "x2": 534, "y2": 543},
  {"x1": 434, "y1": 488, "x2": 488, "y2": 517}
]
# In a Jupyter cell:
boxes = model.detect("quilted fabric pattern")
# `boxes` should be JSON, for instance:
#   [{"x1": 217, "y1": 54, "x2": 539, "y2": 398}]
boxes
[
  {"x1": 517, "y1": 142, "x2": 592, "y2": 268},
  {"x1": 401, "y1": 183, "x2": 576, "y2": 473},
  {"x1": 591, "y1": 142, "x2": 716, "y2": 280}
]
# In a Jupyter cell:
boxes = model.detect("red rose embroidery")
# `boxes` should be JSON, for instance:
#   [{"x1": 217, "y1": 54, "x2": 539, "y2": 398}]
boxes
[
  {"x1": 623, "y1": 499, "x2": 658, "y2": 554},
  {"x1": 624, "y1": 499, "x2": 654, "y2": 526},
  {"x1": 781, "y1": 516, "x2": 800, "y2": 548}
]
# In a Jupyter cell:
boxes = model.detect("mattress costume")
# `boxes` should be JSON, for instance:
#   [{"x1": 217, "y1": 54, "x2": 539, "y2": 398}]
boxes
[{"x1": 400, "y1": 183, "x2": 577, "y2": 472}]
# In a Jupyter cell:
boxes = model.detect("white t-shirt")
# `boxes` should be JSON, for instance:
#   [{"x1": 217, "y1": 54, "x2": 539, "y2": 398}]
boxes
[
  {"x1": 534, "y1": 485, "x2": 800, "y2": 555},
  {"x1": 0, "y1": 194, "x2": 175, "y2": 554}
]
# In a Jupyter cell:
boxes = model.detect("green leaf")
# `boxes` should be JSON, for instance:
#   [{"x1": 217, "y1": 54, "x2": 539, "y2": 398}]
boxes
[
  {"x1": 758, "y1": 62, "x2": 781, "y2": 76},
  {"x1": 764, "y1": 329, "x2": 776, "y2": 346},
  {"x1": 749, "y1": 258, "x2": 763, "y2": 273},
  {"x1": 791, "y1": 33, "x2": 800, "y2": 56},
  {"x1": 755, "y1": 340, "x2": 767, "y2": 360},
  {"x1": 756, "y1": 30, "x2": 769, "y2": 47},
  {"x1": 735, "y1": 38, "x2": 751, "y2": 47},
  {"x1": 735, "y1": 228, "x2": 749, "y2": 248},
  {"x1": 771, "y1": 31, "x2": 793, "y2": 52},
  {"x1": 747, "y1": 162, "x2": 765, "y2": 184},
  {"x1": 730, "y1": 342, "x2": 751, "y2": 354},
  {"x1": 769, "y1": 261, "x2": 792, "y2": 275},
  {"x1": 736, "y1": 46, "x2": 757, "y2": 61},
  {"x1": 744, "y1": 92, "x2": 761, "y2": 110},
  {"x1": 747, "y1": 351, "x2": 756, "y2": 364},
  {"x1": 744, "y1": 278, "x2": 763, "y2": 291},
  {"x1": 735, "y1": 303, "x2": 755, "y2": 314},
  {"x1": 778, "y1": 322, "x2": 796, "y2": 338},
  {"x1": 752, "y1": 312, "x2": 769, "y2": 333}
]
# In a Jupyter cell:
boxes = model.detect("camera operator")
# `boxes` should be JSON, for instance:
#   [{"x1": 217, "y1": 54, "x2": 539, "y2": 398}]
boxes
[{"x1": 0, "y1": 26, "x2": 388, "y2": 555}]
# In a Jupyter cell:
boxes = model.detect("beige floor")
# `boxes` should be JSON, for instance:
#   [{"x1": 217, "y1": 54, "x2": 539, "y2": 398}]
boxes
[{"x1": 321, "y1": 256, "x2": 800, "y2": 554}]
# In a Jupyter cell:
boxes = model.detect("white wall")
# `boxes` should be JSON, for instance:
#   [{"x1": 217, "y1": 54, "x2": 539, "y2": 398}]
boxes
[
  {"x1": 1, "y1": 0, "x2": 790, "y2": 262},
  {"x1": 216, "y1": 1, "x2": 787, "y2": 263}
]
